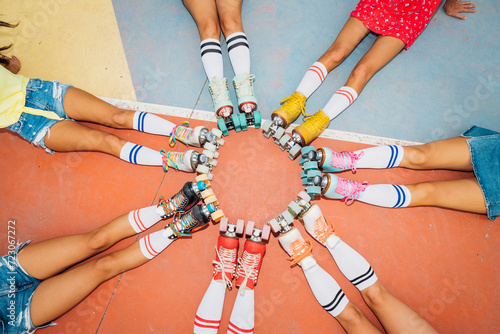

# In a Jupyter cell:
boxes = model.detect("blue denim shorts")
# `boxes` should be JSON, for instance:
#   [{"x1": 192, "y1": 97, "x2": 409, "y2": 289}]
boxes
[
  {"x1": 6, "y1": 79, "x2": 72, "y2": 153},
  {"x1": 462, "y1": 125, "x2": 500, "y2": 221},
  {"x1": 0, "y1": 241, "x2": 55, "y2": 334}
]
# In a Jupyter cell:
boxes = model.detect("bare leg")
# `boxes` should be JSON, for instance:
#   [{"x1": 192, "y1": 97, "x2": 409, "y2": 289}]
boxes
[
  {"x1": 335, "y1": 302, "x2": 382, "y2": 334},
  {"x1": 30, "y1": 241, "x2": 149, "y2": 327},
  {"x1": 361, "y1": 281, "x2": 437, "y2": 334},
  {"x1": 183, "y1": 0, "x2": 221, "y2": 40},
  {"x1": 17, "y1": 213, "x2": 136, "y2": 280},
  {"x1": 317, "y1": 17, "x2": 371, "y2": 72},
  {"x1": 344, "y1": 35, "x2": 405, "y2": 93},
  {"x1": 216, "y1": 0, "x2": 244, "y2": 37},
  {"x1": 401, "y1": 137, "x2": 473, "y2": 172},
  {"x1": 44, "y1": 120, "x2": 126, "y2": 157}
]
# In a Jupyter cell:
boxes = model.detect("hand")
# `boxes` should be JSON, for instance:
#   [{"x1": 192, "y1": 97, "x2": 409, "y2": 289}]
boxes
[
  {"x1": 1, "y1": 55, "x2": 21, "y2": 74},
  {"x1": 444, "y1": 0, "x2": 477, "y2": 20}
]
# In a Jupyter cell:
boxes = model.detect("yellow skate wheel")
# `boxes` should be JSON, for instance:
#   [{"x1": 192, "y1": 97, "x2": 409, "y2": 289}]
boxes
[
  {"x1": 204, "y1": 194, "x2": 219, "y2": 206},
  {"x1": 201, "y1": 189, "x2": 214, "y2": 199},
  {"x1": 195, "y1": 174, "x2": 210, "y2": 185},
  {"x1": 211, "y1": 210, "x2": 225, "y2": 223}
]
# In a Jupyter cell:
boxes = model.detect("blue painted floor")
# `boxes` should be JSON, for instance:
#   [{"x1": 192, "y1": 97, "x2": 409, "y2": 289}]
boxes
[{"x1": 113, "y1": 0, "x2": 499, "y2": 143}]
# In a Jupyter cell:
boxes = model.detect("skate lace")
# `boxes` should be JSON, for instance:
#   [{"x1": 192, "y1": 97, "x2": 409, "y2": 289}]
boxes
[
  {"x1": 161, "y1": 149, "x2": 183, "y2": 172},
  {"x1": 335, "y1": 177, "x2": 369, "y2": 205},
  {"x1": 306, "y1": 110, "x2": 329, "y2": 131},
  {"x1": 169, "y1": 211, "x2": 198, "y2": 237},
  {"x1": 169, "y1": 121, "x2": 191, "y2": 147},
  {"x1": 288, "y1": 239, "x2": 312, "y2": 267},
  {"x1": 158, "y1": 192, "x2": 189, "y2": 219},
  {"x1": 233, "y1": 74, "x2": 255, "y2": 98},
  {"x1": 313, "y1": 216, "x2": 335, "y2": 244},
  {"x1": 330, "y1": 151, "x2": 364, "y2": 173},
  {"x1": 237, "y1": 251, "x2": 261, "y2": 296},
  {"x1": 209, "y1": 78, "x2": 230, "y2": 104},
  {"x1": 280, "y1": 93, "x2": 310, "y2": 119},
  {"x1": 213, "y1": 246, "x2": 237, "y2": 289}
]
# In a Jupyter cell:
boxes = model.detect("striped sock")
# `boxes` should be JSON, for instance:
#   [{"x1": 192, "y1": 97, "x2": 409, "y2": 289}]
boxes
[
  {"x1": 228, "y1": 289, "x2": 254, "y2": 334},
  {"x1": 322, "y1": 86, "x2": 358, "y2": 120},
  {"x1": 326, "y1": 237, "x2": 378, "y2": 291},
  {"x1": 360, "y1": 184, "x2": 412, "y2": 208},
  {"x1": 201, "y1": 38, "x2": 223, "y2": 80},
  {"x1": 296, "y1": 62, "x2": 327, "y2": 98},
  {"x1": 226, "y1": 32, "x2": 250, "y2": 75},
  {"x1": 139, "y1": 228, "x2": 174, "y2": 260},
  {"x1": 355, "y1": 145, "x2": 404, "y2": 169},
  {"x1": 128, "y1": 206, "x2": 163, "y2": 233},
  {"x1": 194, "y1": 279, "x2": 226, "y2": 334},
  {"x1": 302, "y1": 263, "x2": 349, "y2": 317},
  {"x1": 119, "y1": 142, "x2": 163, "y2": 166},
  {"x1": 132, "y1": 111, "x2": 175, "y2": 136}
]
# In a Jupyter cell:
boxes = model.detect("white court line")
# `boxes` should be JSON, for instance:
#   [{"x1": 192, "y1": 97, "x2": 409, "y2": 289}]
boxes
[{"x1": 101, "y1": 97, "x2": 422, "y2": 146}]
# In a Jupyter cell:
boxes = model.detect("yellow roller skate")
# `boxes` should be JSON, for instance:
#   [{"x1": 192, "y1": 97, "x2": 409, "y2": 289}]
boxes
[
  {"x1": 262, "y1": 91, "x2": 307, "y2": 142},
  {"x1": 292, "y1": 109, "x2": 330, "y2": 146}
]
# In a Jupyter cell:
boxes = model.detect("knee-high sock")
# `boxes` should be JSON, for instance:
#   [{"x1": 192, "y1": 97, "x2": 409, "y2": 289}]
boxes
[
  {"x1": 226, "y1": 32, "x2": 250, "y2": 76},
  {"x1": 139, "y1": 228, "x2": 174, "y2": 260},
  {"x1": 194, "y1": 279, "x2": 227, "y2": 334},
  {"x1": 128, "y1": 205, "x2": 163, "y2": 233},
  {"x1": 119, "y1": 142, "x2": 163, "y2": 166},
  {"x1": 355, "y1": 145, "x2": 404, "y2": 169},
  {"x1": 325, "y1": 236, "x2": 378, "y2": 291},
  {"x1": 302, "y1": 261, "x2": 349, "y2": 317},
  {"x1": 296, "y1": 62, "x2": 328, "y2": 98},
  {"x1": 322, "y1": 86, "x2": 358, "y2": 120},
  {"x1": 201, "y1": 38, "x2": 224, "y2": 80},
  {"x1": 132, "y1": 111, "x2": 175, "y2": 136},
  {"x1": 360, "y1": 184, "x2": 412, "y2": 208},
  {"x1": 228, "y1": 289, "x2": 254, "y2": 334}
]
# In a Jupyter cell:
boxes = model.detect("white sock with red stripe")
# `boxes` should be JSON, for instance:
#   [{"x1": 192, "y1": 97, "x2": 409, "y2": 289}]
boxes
[
  {"x1": 201, "y1": 38, "x2": 224, "y2": 80},
  {"x1": 296, "y1": 62, "x2": 328, "y2": 98},
  {"x1": 132, "y1": 111, "x2": 175, "y2": 136},
  {"x1": 139, "y1": 228, "x2": 174, "y2": 260},
  {"x1": 226, "y1": 32, "x2": 250, "y2": 76},
  {"x1": 119, "y1": 142, "x2": 163, "y2": 166},
  {"x1": 194, "y1": 279, "x2": 227, "y2": 334},
  {"x1": 302, "y1": 262, "x2": 349, "y2": 317},
  {"x1": 325, "y1": 236, "x2": 378, "y2": 291},
  {"x1": 355, "y1": 145, "x2": 404, "y2": 169},
  {"x1": 322, "y1": 86, "x2": 358, "y2": 120},
  {"x1": 228, "y1": 290, "x2": 254, "y2": 334},
  {"x1": 128, "y1": 206, "x2": 163, "y2": 233}
]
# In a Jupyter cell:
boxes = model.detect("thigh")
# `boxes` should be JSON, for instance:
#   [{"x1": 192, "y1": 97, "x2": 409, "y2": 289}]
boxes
[{"x1": 183, "y1": 0, "x2": 220, "y2": 40}]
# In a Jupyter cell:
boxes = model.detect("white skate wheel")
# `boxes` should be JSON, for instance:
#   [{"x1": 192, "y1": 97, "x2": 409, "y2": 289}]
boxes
[
  {"x1": 203, "y1": 149, "x2": 215, "y2": 159},
  {"x1": 268, "y1": 218, "x2": 281, "y2": 234},
  {"x1": 282, "y1": 210, "x2": 294, "y2": 224},
  {"x1": 204, "y1": 142, "x2": 217, "y2": 152},
  {"x1": 236, "y1": 219, "x2": 245, "y2": 235},
  {"x1": 273, "y1": 127, "x2": 285, "y2": 140},
  {"x1": 262, "y1": 120, "x2": 272, "y2": 132},
  {"x1": 297, "y1": 191, "x2": 311, "y2": 203},
  {"x1": 211, "y1": 210, "x2": 225, "y2": 223},
  {"x1": 289, "y1": 144, "x2": 301, "y2": 160},
  {"x1": 211, "y1": 128, "x2": 223, "y2": 138},
  {"x1": 279, "y1": 134, "x2": 291, "y2": 149},
  {"x1": 288, "y1": 201, "x2": 302, "y2": 216},
  {"x1": 213, "y1": 151, "x2": 220, "y2": 159},
  {"x1": 245, "y1": 221, "x2": 256, "y2": 237},
  {"x1": 196, "y1": 164, "x2": 210, "y2": 174},
  {"x1": 201, "y1": 189, "x2": 214, "y2": 199},
  {"x1": 219, "y1": 217, "x2": 229, "y2": 232},
  {"x1": 216, "y1": 137, "x2": 225, "y2": 146},
  {"x1": 208, "y1": 159, "x2": 218, "y2": 167},
  {"x1": 261, "y1": 225, "x2": 271, "y2": 241},
  {"x1": 208, "y1": 173, "x2": 214, "y2": 180}
]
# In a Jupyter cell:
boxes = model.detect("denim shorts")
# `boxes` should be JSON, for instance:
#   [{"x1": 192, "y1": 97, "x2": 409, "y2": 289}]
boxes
[
  {"x1": 462, "y1": 125, "x2": 500, "y2": 221},
  {"x1": 0, "y1": 241, "x2": 55, "y2": 334},
  {"x1": 6, "y1": 79, "x2": 72, "y2": 153}
]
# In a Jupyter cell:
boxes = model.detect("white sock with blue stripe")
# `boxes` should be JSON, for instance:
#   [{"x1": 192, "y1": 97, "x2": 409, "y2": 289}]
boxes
[
  {"x1": 360, "y1": 184, "x2": 412, "y2": 208},
  {"x1": 355, "y1": 145, "x2": 404, "y2": 169},
  {"x1": 119, "y1": 142, "x2": 163, "y2": 166},
  {"x1": 133, "y1": 111, "x2": 175, "y2": 136}
]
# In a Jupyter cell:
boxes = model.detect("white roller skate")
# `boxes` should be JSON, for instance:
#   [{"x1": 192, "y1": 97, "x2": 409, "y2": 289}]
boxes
[
  {"x1": 170, "y1": 123, "x2": 225, "y2": 153},
  {"x1": 277, "y1": 225, "x2": 316, "y2": 270},
  {"x1": 209, "y1": 77, "x2": 241, "y2": 136},
  {"x1": 233, "y1": 73, "x2": 261, "y2": 130},
  {"x1": 297, "y1": 201, "x2": 340, "y2": 249},
  {"x1": 161, "y1": 149, "x2": 216, "y2": 180}
]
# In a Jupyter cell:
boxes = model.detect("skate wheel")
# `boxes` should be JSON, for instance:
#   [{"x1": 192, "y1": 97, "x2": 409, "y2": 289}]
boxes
[
  {"x1": 245, "y1": 221, "x2": 255, "y2": 237},
  {"x1": 288, "y1": 201, "x2": 302, "y2": 216},
  {"x1": 203, "y1": 150, "x2": 215, "y2": 159},
  {"x1": 204, "y1": 194, "x2": 219, "y2": 206},
  {"x1": 303, "y1": 161, "x2": 319, "y2": 171},
  {"x1": 298, "y1": 156, "x2": 306, "y2": 165},
  {"x1": 273, "y1": 127, "x2": 285, "y2": 140},
  {"x1": 261, "y1": 224, "x2": 271, "y2": 241},
  {"x1": 239, "y1": 113, "x2": 248, "y2": 131},
  {"x1": 236, "y1": 219, "x2": 245, "y2": 235},
  {"x1": 282, "y1": 210, "x2": 295, "y2": 223},
  {"x1": 302, "y1": 177, "x2": 309, "y2": 186},
  {"x1": 211, "y1": 210, "x2": 225, "y2": 223},
  {"x1": 297, "y1": 191, "x2": 311, "y2": 203},
  {"x1": 279, "y1": 134, "x2": 291, "y2": 151},
  {"x1": 301, "y1": 146, "x2": 315, "y2": 157},
  {"x1": 306, "y1": 185, "x2": 322, "y2": 197},
  {"x1": 207, "y1": 173, "x2": 214, "y2": 181},
  {"x1": 216, "y1": 137, "x2": 225, "y2": 146},
  {"x1": 208, "y1": 159, "x2": 218, "y2": 167},
  {"x1": 232, "y1": 114, "x2": 241, "y2": 132},
  {"x1": 254, "y1": 110, "x2": 261, "y2": 128},
  {"x1": 196, "y1": 164, "x2": 210, "y2": 175},
  {"x1": 213, "y1": 151, "x2": 220, "y2": 159},
  {"x1": 307, "y1": 169, "x2": 322, "y2": 179},
  {"x1": 195, "y1": 174, "x2": 210, "y2": 184},
  {"x1": 262, "y1": 119, "x2": 272, "y2": 133},
  {"x1": 204, "y1": 142, "x2": 217, "y2": 153},
  {"x1": 201, "y1": 189, "x2": 214, "y2": 199},
  {"x1": 217, "y1": 118, "x2": 229, "y2": 136},
  {"x1": 300, "y1": 170, "x2": 307, "y2": 179},
  {"x1": 211, "y1": 128, "x2": 223, "y2": 139},
  {"x1": 268, "y1": 218, "x2": 281, "y2": 234},
  {"x1": 288, "y1": 144, "x2": 302, "y2": 160},
  {"x1": 219, "y1": 217, "x2": 229, "y2": 232}
]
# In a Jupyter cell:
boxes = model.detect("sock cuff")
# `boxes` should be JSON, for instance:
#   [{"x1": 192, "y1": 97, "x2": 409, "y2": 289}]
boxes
[
  {"x1": 226, "y1": 32, "x2": 247, "y2": 43},
  {"x1": 309, "y1": 62, "x2": 327, "y2": 82},
  {"x1": 337, "y1": 86, "x2": 358, "y2": 103},
  {"x1": 132, "y1": 111, "x2": 148, "y2": 132},
  {"x1": 200, "y1": 38, "x2": 222, "y2": 56},
  {"x1": 392, "y1": 184, "x2": 411, "y2": 208}
]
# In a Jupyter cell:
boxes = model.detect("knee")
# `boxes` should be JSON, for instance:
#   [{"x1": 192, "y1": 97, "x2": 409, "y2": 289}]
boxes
[
  {"x1": 110, "y1": 109, "x2": 130, "y2": 128},
  {"x1": 337, "y1": 302, "x2": 366, "y2": 326},
  {"x1": 325, "y1": 46, "x2": 350, "y2": 65},
  {"x1": 102, "y1": 133, "x2": 124, "y2": 153},
  {"x1": 198, "y1": 18, "x2": 221, "y2": 40},
  {"x1": 361, "y1": 282, "x2": 389, "y2": 308},
  {"x1": 92, "y1": 254, "x2": 119, "y2": 281},
  {"x1": 87, "y1": 228, "x2": 113, "y2": 252},
  {"x1": 405, "y1": 142, "x2": 436, "y2": 168},
  {"x1": 219, "y1": 15, "x2": 242, "y2": 36},
  {"x1": 350, "y1": 62, "x2": 375, "y2": 85},
  {"x1": 410, "y1": 182, "x2": 438, "y2": 205}
]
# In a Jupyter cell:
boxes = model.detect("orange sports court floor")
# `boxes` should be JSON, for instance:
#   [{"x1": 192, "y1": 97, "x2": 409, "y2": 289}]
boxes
[{"x1": 0, "y1": 0, "x2": 499, "y2": 333}]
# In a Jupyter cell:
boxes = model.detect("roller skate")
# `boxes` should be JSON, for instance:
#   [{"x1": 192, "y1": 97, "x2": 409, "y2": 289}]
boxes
[
  {"x1": 235, "y1": 221, "x2": 270, "y2": 294},
  {"x1": 209, "y1": 77, "x2": 241, "y2": 136},
  {"x1": 299, "y1": 146, "x2": 363, "y2": 173},
  {"x1": 233, "y1": 73, "x2": 261, "y2": 130},
  {"x1": 305, "y1": 173, "x2": 369, "y2": 204},
  {"x1": 161, "y1": 149, "x2": 216, "y2": 180},
  {"x1": 267, "y1": 191, "x2": 312, "y2": 235},
  {"x1": 156, "y1": 174, "x2": 212, "y2": 219},
  {"x1": 213, "y1": 218, "x2": 245, "y2": 288},
  {"x1": 298, "y1": 202, "x2": 340, "y2": 249},
  {"x1": 170, "y1": 123, "x2": 225, "y2": 153},
  {"x1": 277, "y1": 224, "x2": 316, "y2": 270}
]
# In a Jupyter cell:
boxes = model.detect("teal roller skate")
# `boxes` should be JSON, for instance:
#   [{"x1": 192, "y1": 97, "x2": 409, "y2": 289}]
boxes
[
  {"x1": 301, "y1": 147, "x2": 364, "y2": 173},
  {"x1": 233, "y1": 73, "x2": 261, "y2": 130},
  {"x1": 209, "y1": 78, "x2": 241, "y2": 136}
]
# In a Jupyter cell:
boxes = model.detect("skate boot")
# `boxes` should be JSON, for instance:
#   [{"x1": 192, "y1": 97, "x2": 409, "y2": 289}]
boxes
[
  {"x1": 209, "y1": 77, "x2": 241, "y2": 136},
  {"x1": 262, "y1": 91, "x2": 307, "y2": 138},
  {"x1": 156, "y1": 174, "x2": 212, "y2": 219},
  {"x1": 165, "y1": 200, "x2": 224, "y2": 239},
  {"x1": 268, "y1": 191, "x2": 312, "y2": 234},
  {"x1": 299, "y1": 146, "x2": 363, "y2": 173},
  {"x1": 161, "y1": 149, "x2": 215, "y2": 180},
  {"x1": 212, "y1": 218, "x2": 244, "y2": 288},
  {"x1": 278, "y1": 227, "x2": 316, "y2": 270},
  {"x1": 233, "y1": 73, "x2": 261, "y2": 130},
  {"x1": 298, "y1": 202, "x2": 340, "y2": 249},
  {"x1": 307, "y1": 173, "x2": 369, "y2": 204},
  {"x1": 170, "y1": 122, "x2": 225, "y2": 152},
  {"x1": 235, "y1": 221, "x2": 269, "y2": 294}
]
